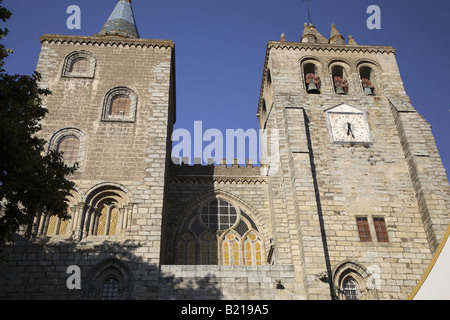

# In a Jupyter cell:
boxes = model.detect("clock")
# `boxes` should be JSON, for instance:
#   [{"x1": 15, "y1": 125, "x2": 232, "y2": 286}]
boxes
[{"x1": 326, "y1": 104, "x2": 372, "y2": 143}]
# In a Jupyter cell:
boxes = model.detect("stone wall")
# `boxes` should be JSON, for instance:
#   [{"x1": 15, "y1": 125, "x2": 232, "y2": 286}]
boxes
[{"x1": 158, "y1": 265, "x2": 300, "y2": 300}]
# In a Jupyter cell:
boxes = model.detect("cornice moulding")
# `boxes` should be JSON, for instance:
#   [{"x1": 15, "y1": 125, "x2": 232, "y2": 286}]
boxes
[{"x1": 40, "y1": 34, "x2": 174, "y2": 49}]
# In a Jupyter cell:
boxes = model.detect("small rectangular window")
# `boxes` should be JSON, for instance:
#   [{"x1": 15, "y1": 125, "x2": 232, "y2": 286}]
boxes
[
  {"x1": 356, "y1": 217, "x2": 372, "y2": 242},
  {"x1": 374, "y1": 217, "x2": 389, "y2": 242}
]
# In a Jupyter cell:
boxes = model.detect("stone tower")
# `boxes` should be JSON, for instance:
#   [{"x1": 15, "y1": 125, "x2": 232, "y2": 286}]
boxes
[
  {"x1": 255, "y1": 22, "x2": 450, "y2": 299},
  {"x1": 0, "y1": 0, "x2": 176, "y2": 299}
]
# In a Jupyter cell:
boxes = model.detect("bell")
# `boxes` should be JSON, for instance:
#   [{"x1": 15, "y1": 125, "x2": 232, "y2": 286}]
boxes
[
  {"x1": 307, "y1": 83, "x2": 320, "y2": 94},
  {"x1": 364, "y1": 87, "x2": 374, "y2": 95},
  {"x1": 336, "y1": 86, "x2": 346, "y2": 94}
]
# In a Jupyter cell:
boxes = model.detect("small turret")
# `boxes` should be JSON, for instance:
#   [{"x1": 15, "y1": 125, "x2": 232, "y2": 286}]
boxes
[{"x1": 329, "y1": 23, "x2": 345, "y2": 45}]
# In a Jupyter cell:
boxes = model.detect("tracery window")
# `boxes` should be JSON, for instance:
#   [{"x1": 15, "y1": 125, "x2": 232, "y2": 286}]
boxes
[
  {"x1": 200, "y1": 199, "x2": 237, "y2": 231},
  {"x1": 176, "y1": 198, "x2": 264, "y2": 266}
]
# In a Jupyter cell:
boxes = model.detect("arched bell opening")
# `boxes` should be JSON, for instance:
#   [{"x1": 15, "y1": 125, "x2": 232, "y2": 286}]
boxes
[
  {"x1": 303, "y1": 63, "x2": 321, "y2": 94},
  {"x1": 359, "y1": 66, "x2": 376, "y2": 95},
  {"x1": 331, "y1": 65, "x2": 348, "y2": 95}
]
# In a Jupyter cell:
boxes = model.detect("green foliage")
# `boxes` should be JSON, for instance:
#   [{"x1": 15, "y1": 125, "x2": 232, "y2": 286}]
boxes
[{"x1": 0, "y1": 0, "x2": 77, "y2": 247}]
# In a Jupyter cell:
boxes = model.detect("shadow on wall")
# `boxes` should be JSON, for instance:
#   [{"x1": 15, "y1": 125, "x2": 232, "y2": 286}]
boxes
[{"x1": 0, "y1": 234, "x2": 222, "y2": 300}]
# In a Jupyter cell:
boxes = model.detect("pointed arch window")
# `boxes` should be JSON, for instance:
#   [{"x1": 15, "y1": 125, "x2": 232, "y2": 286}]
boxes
[
  {"x1": 244, "y1": 231, "x2": 263, "y2": 266},
  {"x1": 175, "y1": 198, "x2": 265, "y2": 266},
  {"x1": 178, "y1": 232, "x2": 196, "y2": 265},
  {"x1": 88, "y1": 259, "x2": 132, "y2": 300},
  {"x1": 334, "y1": 263, "x2": 378, "y2": 300},
  {"x1": 343, "y1": 277, "x2": 360, "y2": 300},
  {"x1": 102, "y1": 276, "x2": 119, "y2": 300},
  {"x1": 199, "y1": 231, "x2": 218, "y2": 265},
  {"x1": 222, "y1": 232, "x2": 241, "y2": 266}
]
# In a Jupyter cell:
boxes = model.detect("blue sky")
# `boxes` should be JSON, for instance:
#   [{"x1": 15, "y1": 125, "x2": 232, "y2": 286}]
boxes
[{"x1": 2, "y1": 0, "x2": 449, "y2": 178}]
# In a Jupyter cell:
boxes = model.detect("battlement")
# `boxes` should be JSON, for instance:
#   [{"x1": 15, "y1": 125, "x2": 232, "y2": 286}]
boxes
[{"x1": 170, "y1": 157, "x2": 266, "y2": 183}]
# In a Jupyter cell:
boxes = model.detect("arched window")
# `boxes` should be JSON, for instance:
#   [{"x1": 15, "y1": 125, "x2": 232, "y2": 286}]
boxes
[
  {"x1": 49, "y1": 128, "x2": 87, "y2": 172},
  {"x1": 199, "y1": 231, "x2": 218, "y2": 265},
  {"x1": 87, "y1": 259, "x2": 132, "y2": 300},
  {"x1": 244, "y1": 231, "x2": 263, "y2": 266},
  {"x1": 178, "y1": 232, "x2": 196, "y2": 265},
  {"x1": 70, "y1": 58, "x2": 89, "y2": 74},
  {"x1": 102, "y1": 276, "x2": 119, "y2": 300},
  {"x1": 102, "y1": 87, "x2": 137, "y2": 122},
  {"x1": 342, "y1": 277, "x2": 360, "y2": 300},
  {"x1": 62, "y1": 51, "x2": 96, "y2": 78},
  {"x1": 57, "y1": 135, "x2": 80, "y2": 166},
  {"x1": 36, "y1": 190, "x2": 80, "y2": 237},
  {"x1": 175, "y1": 198, "x2": 265, "y2": 266},
  {"x1": 95, "y1": 205, "x2": 120, "y2": 236},
  {"x1": 334, "y1": 262, "x2": 378, "y2": 300},
  {"x1": 82, "y1": 185, "x2": 133, "y2": 239},
  {"x1": 110, "y1": 95, "x2": 131, "y2": 117},
  {"x1": 45, "y1": 207, "x2": 71, "y2": 236},
  {"x1": 222, "y1": 232, "x2": 241, "y2": 266}
]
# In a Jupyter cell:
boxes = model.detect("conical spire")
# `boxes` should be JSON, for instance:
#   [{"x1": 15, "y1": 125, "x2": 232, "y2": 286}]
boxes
[
  {"x1": 98, "y1": 0, "x2": 140, "y2": 38},
  {"x1": 348, "y1": 35, "x2": 358, "y2": 45},
  {"x1": 309, "y1": 23, "x2": 328, "y2": 43},
  {"x1": 329, "y1": 23, "x2": 345, "y2": 45},
  {"x1": 301, "y1": 22, "x2": 328, "y2": 44},
  {"x1": 300, "y1": 22, "x2": 317, "y2": 43}
]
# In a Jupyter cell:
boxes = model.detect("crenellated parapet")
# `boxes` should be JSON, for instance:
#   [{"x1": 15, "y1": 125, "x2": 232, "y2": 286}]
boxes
[{"x1": 169, "y1": 158, "x2": 267, "y2": 184}]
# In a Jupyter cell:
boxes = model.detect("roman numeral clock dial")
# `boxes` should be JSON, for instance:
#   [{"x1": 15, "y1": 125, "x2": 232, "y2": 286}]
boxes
[{"x1": 327, "y1": 112, "x2": 372, "y2": 143}]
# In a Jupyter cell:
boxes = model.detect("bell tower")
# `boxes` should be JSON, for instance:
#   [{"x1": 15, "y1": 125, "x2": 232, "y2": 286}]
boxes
[{"x1": 257, "y1": 22, "x2": 450, "y2": 299}]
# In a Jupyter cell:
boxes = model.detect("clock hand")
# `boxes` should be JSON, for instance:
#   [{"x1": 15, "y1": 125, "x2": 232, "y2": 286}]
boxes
[{"x1": 347, "y1": 122, "x2": 355, "y2": 138}]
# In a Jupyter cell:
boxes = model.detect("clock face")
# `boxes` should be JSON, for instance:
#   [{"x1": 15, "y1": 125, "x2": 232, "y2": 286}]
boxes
[{"x1": 328, "y1": 112, "x2": 371, "y2": 143}]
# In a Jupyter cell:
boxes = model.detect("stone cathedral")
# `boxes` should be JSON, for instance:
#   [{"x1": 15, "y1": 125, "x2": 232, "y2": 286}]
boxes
[{"x1": 1, "y1": 0, "x2": 449, "y2": 300}]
